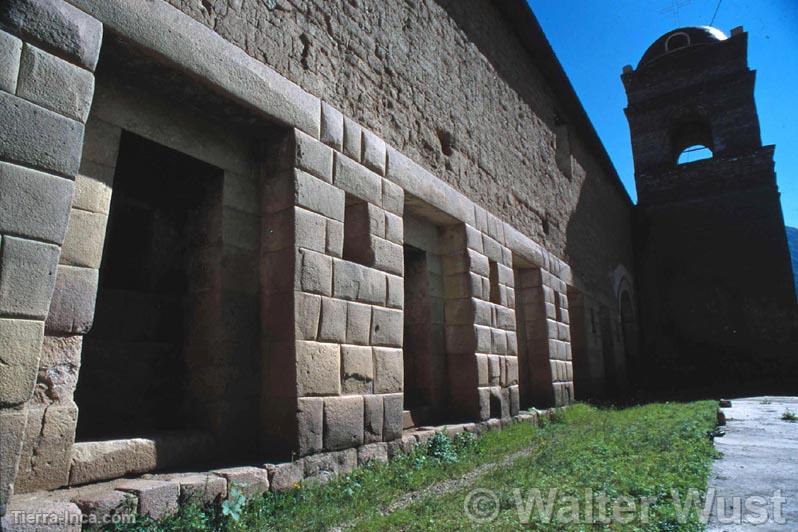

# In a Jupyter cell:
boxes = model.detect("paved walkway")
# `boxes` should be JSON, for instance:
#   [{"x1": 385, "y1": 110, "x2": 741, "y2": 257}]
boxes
[{"x1": 707, "y1": 396, "x2": 798, "y2": 531}]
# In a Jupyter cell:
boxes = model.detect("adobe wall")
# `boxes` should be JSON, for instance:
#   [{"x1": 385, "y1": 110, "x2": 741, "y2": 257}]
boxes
[{"x1": 164, "y1": 0, "x2": 635, "y2": 302}]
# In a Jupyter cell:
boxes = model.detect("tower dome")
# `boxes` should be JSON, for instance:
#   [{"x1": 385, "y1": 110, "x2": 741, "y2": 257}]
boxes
[{"x1": 638, "y1": 26, "x2": 727, "y2": 68}]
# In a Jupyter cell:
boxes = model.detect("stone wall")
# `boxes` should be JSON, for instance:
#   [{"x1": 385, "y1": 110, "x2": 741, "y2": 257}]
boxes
[
  {"x1": 0, "y1": 0, "x2": 630, "y2": 512},
  {"x1": 2, "y1": 407, "x2": 558, "y2": 528},
  {"x1": 0, "y1": 0, "x2": 102, "y2": 514},
  {"x1": 260, "y1": 122, "x2": 533, "y2": 456},
  {"x1": 162, "y1": 0, "x2": 635, "y2": 302}
]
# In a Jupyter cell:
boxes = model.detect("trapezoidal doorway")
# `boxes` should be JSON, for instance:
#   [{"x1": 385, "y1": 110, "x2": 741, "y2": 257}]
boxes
[{"x1": 76, "y1": 131, "x2": 223, "y2": 441}]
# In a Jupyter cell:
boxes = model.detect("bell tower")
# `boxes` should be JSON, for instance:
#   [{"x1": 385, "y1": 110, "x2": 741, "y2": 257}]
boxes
[{"x1": 622, "y1": 26, "x2": 797, "y2": 394}]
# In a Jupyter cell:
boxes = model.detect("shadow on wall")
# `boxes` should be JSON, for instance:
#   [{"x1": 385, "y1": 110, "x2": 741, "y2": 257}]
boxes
[{"x1": 439, "y1": 0, "x2": 639, "y2": 401}]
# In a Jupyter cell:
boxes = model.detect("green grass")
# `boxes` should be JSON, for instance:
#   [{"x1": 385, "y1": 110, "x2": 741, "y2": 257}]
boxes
[
  {"x1": 105, "y1": 401, "x2": 718, "y2": 531},
  {"x1": 782, "y1": 409, "x2": 797, "y2": 422}
]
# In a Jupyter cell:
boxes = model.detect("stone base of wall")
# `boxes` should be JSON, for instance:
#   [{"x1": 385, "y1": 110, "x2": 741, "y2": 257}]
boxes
[{"x1": 1, "y1": 408, "x2": 560, "y2": 530}]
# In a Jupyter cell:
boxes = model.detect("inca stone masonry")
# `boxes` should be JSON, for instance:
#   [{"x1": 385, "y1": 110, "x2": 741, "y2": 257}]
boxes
[{"x1": 0, "y1": 0, "x2": 795, "y2": 520}]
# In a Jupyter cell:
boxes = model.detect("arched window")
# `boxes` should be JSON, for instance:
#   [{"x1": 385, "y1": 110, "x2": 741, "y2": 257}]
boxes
[
  {"x1": 677, "y1": 144, "x2": 713, "y2": 164},
  {"x1": 671, "y1": 121, "x2": 713, "y2": 165},
  {"x1": 666, "y1": 32, "x2": 691, "y2": 52}
]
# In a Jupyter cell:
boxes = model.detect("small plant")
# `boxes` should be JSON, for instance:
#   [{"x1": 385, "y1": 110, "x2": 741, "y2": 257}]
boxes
[
  {"x1": 426, "y1": 432, "x2": 459, "y2": 464},
  {"x1": 222, "y1": 486, "x2": 247, "y2": 522},
  {"x1": 782, "y1": 409, "x2": 797, "y2": 422},
  {"x1": 452, "y1": 431, "x2": 478, "y2": 453}
]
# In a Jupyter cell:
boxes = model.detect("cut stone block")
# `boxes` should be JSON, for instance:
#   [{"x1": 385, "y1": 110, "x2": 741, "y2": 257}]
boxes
[
  {"x1": 320, "y1": 101, "x2": 343, "y2": 150},
  {"x1": 341, "y1": 345, "x2": 373, "y2": 394},
  {"x1": 381, "y1": 178, "x2": 404, "y2": 216},
  {"x1": 386, "y1": 146, "x2": 446, "y2": 217},
  {"x1": 34, "y1": 340, "x2": 86, "y2": 399},
  {"x1": 0, "y1": 0, "x2": 102, "y2": 70},
  {"x1": 212, "y1": 467, "x2": 269, "y2": 498},
  {"x1": 0, "y1": 30, "x2": 22, "y2": 93},
  {"x1": 296, "y1": 341, "x2": 340, "y2": 397},
  {"x1": 361, "y1": 128, "x2": 386, "y2": 175},
  {"x1": 15, "y1": 402, "x2": 77, "y2": 492},
  {"x1": 296, "y1": 397, "x2": 323, "y2": 456},
  {"x1": 413, "y1": 429, "x2": 436, "y2": 445},
  {"x1": 334, "y1": 153, "x2": 382, "y2": 205},
  {"x1": 371, "y1": 307, "x2": 403, "y2": 347},
  {"x1": 363, "y1": 394, "x2": 383, "y2": 444},
  {"x1": 264, "y1": 461, "x2": 304, "y2": 492},
  {"x1": 155, "y1": 472, "x2": 226, "y2": 505},
  {"x1": 0, "y1": 409, "x2": 28, "y2": 516},
  {"x1": 303, "y1": 448, "x2": 356, "y2": 484},
  {"x1": 386, "y1": 274, "x2": 403, "y2": 309},
  {"x1": 69, "y1": 439, "x2": 157, "y2": 486},
  {"x1": 488, "y1": 355, "x2": 501, "y2": 385},
  {"x1": 295, "y1": 292, "x2": 321, "y2": 341},
  {"x1": 45, "y1": 265, "x2": 98, "y2": 334},
  {"x1": 342, "y1": 116, "x2": 362, "y2": 161},
  {"x1": 506, "y1": 357, "x2": 519, "y2": 386},
  {"x1": 325, "y1": 218, "x2": 344, "y2": 257},
  {"x1": 81, "y1": 116, "x2": 121, "y2": 168},
  {"x1": 299, "y1": 249, "x2": 333, "y2": 296},
  {"x1": 317, "y1": 297, "x2": 346, "y2": 343},
  {"x1": 70, "y1": 485, "x2": 137, "y2": 525},
  {"x1": 294, "y1": 129, "x2": 333, "y2": 182},
  {"x1": 0, "y1": 236, "x2": 60, "y2": 319},
  {"x1": 384, "y1": 212, "x2": 403, "y2": 244},
  {"x1": 323, "y1": 396, "x2": 364, "y2": 450},
  {"x1": 478, "y1": 387, "x2": 491, "y2": 420},
  {"x1": 492, "y1": 329, "x2": 508, "y2": 355},
  {"x1": 17, "y1": 43, "x2": 94, "y2": 122},
  {"x1": 64, "y1": 0, "x2": 325, "y2": 135},
  {"x1": 357, "y1": 442, "x2": 389, "y2": 465},
  {"x1": 382, "y1": 393, "x2": 404, "y2": 441},
  {"x1": 476, "y1": 354, "x2": 489, "y2": 387},
  {"x1": 509, "y1": 385, "x2": 520, "y2": 416},
  {"x1": 500, "y1": 387, "x2": 511, "y2": 419},
  {"x1": 0, "y1": 90, "x2": 84, "y2": 176},
  {"x1": 0, "y1": 318, "x2": 44, "y2": 407},
  {"x1": 345, "y1": 301, "x2": 371, "y2": 345},
  {"x1": 115, "y1": 479, "x2": 179, "y2": 519},
  {"x1": 333, "y1": 259, "x2": 386, "y2": 305},
  {"x1": 60, "y1": 209, "x2": 107, "y2": 269},
  {"x1": 2, "y1": 497, "x2": 82, "y2": 531},
  {"x1": 373, "y1": 347, "x2": 403, "y2": 393},
  {"x1": 0, "y1": 161, "x2": 74, "y2": 244},
  {"x1": 294, "y1": 206, "x2": 327, "y2": 253},
  {"x1": 371, "y1": 236, "x2": 403, "y2": 275},
  {"x1": 295, "y1": 169, "x2": 345, "y2": 222}
]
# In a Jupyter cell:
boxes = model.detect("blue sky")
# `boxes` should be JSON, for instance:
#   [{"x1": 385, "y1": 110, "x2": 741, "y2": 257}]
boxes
[{"x1": 529, "y1": 0, "x2": 797, "y2": 227}]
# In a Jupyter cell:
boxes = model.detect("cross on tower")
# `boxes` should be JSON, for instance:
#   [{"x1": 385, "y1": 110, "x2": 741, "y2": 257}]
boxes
[{"x1": 660, "y1": 0, "x2": 692, "y2": 25}]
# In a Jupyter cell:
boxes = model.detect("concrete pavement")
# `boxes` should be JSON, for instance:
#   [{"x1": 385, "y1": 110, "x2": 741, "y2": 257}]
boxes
[{"x1": 706, "y1": 396, "x2": 798, "y2": 531}]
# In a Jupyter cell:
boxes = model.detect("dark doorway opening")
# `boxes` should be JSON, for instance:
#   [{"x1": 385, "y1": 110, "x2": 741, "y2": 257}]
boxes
[
  {"x1": 403, "y1": 245, "x2": 432, "y2": 427},
  {"x1": 76, "y1": 131, "x2": 223, "y2": 441}
]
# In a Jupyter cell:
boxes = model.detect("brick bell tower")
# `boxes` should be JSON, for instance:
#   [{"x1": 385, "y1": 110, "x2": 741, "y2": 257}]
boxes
[{"x1": 622, "y1": 26, "x2": 797, "y2": 395}]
